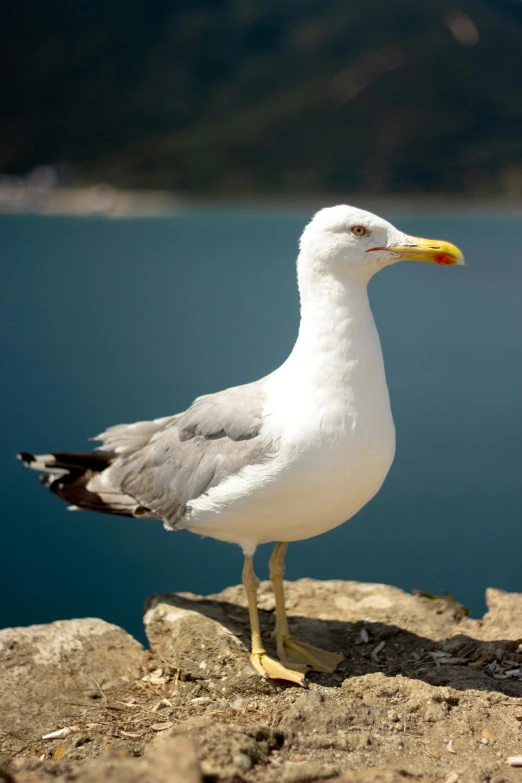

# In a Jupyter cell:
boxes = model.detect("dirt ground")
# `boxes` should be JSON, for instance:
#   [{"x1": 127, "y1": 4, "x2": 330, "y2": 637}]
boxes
[{"x1": 1, "y1": 579, "x2": 521, "y2": 783}]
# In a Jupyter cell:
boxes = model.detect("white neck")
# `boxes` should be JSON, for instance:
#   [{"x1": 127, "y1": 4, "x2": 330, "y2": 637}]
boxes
[
  {"x1": 283, "y1": 254, "x2": 385, "y2": 396},
  {"x1": 263, "y1": 248, "x2": 394, "y2": 452}
]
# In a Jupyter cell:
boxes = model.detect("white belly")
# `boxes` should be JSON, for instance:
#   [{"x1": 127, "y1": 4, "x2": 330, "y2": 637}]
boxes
[{"x1": 182, "y1": 405, "x2": 396, "y2": 554}]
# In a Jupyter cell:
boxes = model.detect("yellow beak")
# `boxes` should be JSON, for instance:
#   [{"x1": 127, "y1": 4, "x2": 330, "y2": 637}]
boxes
[{"x1": 387, "y1": 236, "x2": 465, "y2": 266}]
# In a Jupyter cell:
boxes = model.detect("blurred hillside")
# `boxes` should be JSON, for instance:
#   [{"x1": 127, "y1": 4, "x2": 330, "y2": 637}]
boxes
[{"x1": 3, "y1": 0, "x2": 522, "y2": 196}]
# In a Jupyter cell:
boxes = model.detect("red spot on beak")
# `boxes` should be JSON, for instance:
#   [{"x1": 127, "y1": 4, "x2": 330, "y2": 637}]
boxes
[{"x1": 435, "y1": 253, "x2": 454, "y2": 266}]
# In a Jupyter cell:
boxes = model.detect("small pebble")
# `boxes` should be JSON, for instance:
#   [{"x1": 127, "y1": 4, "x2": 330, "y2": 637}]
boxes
[{"x1": 233, "y1": 753, "x2": 252, "y2": 771}]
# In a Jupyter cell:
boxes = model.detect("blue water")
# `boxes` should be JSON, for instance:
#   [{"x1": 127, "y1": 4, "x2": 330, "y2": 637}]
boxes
[{"x1": 1, "y1": 207, "x2": 521, "y2": 643}]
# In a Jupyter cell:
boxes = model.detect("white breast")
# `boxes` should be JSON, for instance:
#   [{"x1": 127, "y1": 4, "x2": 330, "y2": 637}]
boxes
[{"x1": 183, "y1": 277, "x2": 396, "y2": 555}]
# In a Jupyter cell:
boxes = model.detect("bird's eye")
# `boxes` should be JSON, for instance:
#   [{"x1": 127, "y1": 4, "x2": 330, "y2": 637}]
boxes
[{"x1": 351, "y1": 225, "x2": 367, "y2": 237}]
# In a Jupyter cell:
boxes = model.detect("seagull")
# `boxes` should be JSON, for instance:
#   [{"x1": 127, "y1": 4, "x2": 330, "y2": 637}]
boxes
[{"x1": 18, "y1": 206, "x2": 464, "y2": 686}]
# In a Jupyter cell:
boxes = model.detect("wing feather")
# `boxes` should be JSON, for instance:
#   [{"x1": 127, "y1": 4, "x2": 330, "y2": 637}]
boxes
[{"x1": 94, "y1": 382, "x2": 272, "y2": 527}]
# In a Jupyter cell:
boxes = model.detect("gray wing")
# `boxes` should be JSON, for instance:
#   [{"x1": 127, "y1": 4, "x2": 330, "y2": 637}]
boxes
[{"x1": 95, "y1": 382, "x2": 272, "y2": 527}]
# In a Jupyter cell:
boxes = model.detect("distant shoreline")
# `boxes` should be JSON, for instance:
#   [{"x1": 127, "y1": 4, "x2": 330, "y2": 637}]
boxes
[{"x1": 1, "y1": 183, "x2": 521, "y2": 219}]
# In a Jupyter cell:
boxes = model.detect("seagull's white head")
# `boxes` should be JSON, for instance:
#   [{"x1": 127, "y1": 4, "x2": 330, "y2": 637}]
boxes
[{"x1": 299, "y1": 205, "x2": 464, "y2": 284}]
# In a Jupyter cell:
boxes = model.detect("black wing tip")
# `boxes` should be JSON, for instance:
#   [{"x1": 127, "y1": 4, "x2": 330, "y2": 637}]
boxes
[{"x1": 17, "y1": 451, "x2": 36, "y2": 465}]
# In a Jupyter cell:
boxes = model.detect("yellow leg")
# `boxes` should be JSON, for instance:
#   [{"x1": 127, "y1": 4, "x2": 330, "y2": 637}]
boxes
[
  {"x1": 269, "y1": 542, "x2": 344, "y2": 673},
  {"x1": 242, "y1": 555, "x2": 307, "y2": 686}
]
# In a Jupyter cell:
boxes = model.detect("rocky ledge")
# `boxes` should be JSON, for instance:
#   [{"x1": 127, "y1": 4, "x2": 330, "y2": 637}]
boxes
[{"x1": 1, "y1": 580, "x2": 521, "y2": 783}]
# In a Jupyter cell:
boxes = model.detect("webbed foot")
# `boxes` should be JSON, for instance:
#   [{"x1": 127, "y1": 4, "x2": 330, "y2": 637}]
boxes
[
  {"x1": 250, "y1": 651, "x2": 308, "y2": 686},
  {"x1": 274, "y1": 635, "x2": 344, "y2": 673}
]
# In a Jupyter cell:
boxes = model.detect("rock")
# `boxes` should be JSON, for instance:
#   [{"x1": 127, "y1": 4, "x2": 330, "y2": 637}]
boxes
[
  {"x1": 11, "y1": 737, "x2": 202, "y2": 783},
  {"x1": 78, "y1": 736, "x2": 202, "y2": 783},
  {"x1": 1, "y1": 581, "x2": 521, "y2": 783},
  {"x1": 142, "y1": 592, "x2": 262, "y2": 694},
  {"x1": 143, "y1": 593, "x2": 249, "y2": 679},
  {"x1": 0, "y1": 618, "x2": 143, "y2": 758},
  {"x1": 150, "y1": 717, "x2": 278, "y2": 779},
  {"x1": 233, "y1": 752, "x2": 253, "y2": 771},
  {"x1": 463, "y1": 588, "x2": 522, "y2": 641}
]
